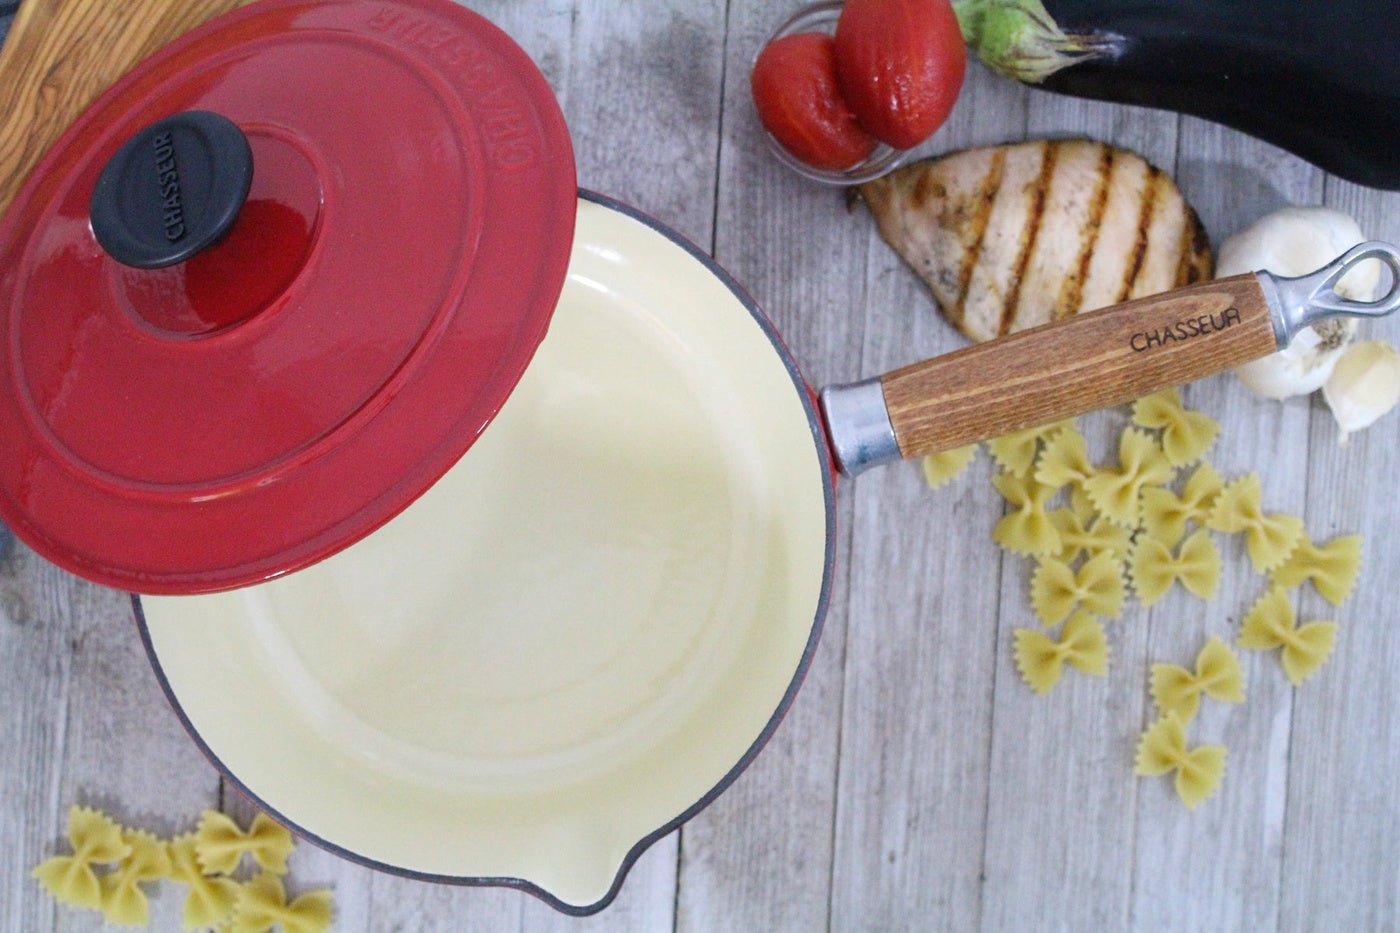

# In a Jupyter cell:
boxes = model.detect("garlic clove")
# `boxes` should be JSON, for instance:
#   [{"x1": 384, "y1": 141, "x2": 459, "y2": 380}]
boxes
[
  {"x1": 1218, "y1": 206, "x2": 1374, "y2": 400},
  {"x1": 1322, "y1": 340, "x2": 1400, "y2": 443}
]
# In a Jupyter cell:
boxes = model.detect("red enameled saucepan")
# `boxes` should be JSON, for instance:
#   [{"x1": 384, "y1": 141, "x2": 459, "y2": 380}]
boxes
[{"x1": 2, "y1": 0, "x2": 1398, "y2": 915}]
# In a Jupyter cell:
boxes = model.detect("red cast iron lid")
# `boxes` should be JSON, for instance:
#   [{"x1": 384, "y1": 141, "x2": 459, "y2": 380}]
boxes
[{"x1": 0, "y1": 0, "x2": 577, "y2": 594}]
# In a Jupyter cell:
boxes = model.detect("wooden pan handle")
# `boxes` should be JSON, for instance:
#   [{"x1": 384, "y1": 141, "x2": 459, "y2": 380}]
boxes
[
  {"x1": 0, "y1": 0, "x2": 254, "y2": 216},
  {"x1": 820, "y1": 274, "x2": 1281, "y2": 475},
  {"x1": 882, "y1": 274, "x2": 1278, "y2": 457},
  {"x1": 884, "y1": 274, "x2": 1278, "y2": 456}
]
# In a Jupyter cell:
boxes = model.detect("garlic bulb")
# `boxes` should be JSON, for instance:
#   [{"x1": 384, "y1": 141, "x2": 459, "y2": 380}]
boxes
[
  {"x1": 1233, "y1": 317, "x2": 1354, "y2": 399},
  {"x1": 1217, "y1": 207, "x2": 1377, "y2": 399},
  {"x1": 1322, "y1": 341, "x2": 1400, "y2": 442}
]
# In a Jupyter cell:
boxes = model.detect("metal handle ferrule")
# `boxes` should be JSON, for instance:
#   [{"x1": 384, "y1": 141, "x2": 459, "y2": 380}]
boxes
[{"x1": 819, "y1": 377, "x2": 901, "y2": 477}]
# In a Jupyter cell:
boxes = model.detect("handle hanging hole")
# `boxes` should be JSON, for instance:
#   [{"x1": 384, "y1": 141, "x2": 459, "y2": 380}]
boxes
[
  {"x1": 1308, "y1": 241, "x2": 1400, "y2": 314},
  {"x1": 1268, "y1": 241, "x2": 1400, "y2": 346}
]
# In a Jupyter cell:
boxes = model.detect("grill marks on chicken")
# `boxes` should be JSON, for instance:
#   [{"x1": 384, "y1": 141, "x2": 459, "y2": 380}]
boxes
[{"x1": 859, "y1": 139, "x2": 1213, "y2": 343}]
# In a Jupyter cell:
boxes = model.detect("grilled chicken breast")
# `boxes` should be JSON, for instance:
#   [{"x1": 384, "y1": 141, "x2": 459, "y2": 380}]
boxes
[{"x1": 858, "y1": 139, "x2": 1213, "y2": 342}]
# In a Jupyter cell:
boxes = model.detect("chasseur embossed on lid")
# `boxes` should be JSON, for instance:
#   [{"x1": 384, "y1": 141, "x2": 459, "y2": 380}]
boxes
[{"x1": 0, "y1": 0, "x2": 577, "y2": 594}]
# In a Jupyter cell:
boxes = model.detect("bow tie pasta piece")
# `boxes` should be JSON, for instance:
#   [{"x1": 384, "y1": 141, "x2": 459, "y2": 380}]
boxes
[
  {"x1": 1205, "y1": 472, "x2": 1259, "y2": 535},
  {"x1": 169, "y1": 834, "x2": 242, "y2": 931},
  {"x1": 1246, "y1": 514, "x2": 1306, "y2": 575},
  {"x1": 1013, "y1": 611, "x2": 1109, "y2": 694},
  {"x1": 988, "y1": 425, "x2": 1044, "y2": 478},
  {"x1": 1134, "y1": 712, "x2": 1227, "y2": 809},
  {"x1": 1084, "y1": 427, "x2": 1176, "y2": 527},
  {"x1": 1131, "y1": 389, "x2": 1221, "y2": 466},
  {"x1": 1048, "y1": 508, "x2": 1131, "y2": 564},
  {"x1": 1067, "y1": 484, "x2": 1100, "y2": 525},
  {"x1": 232, "y1": 872, "x2": 333, "y2": 933},
  {"x1": 31, "y1": 805, "x2": 132, "y2": 910},
  {"x1": 98, "y1": 829, "x2": 172, "y2": 927},
  {"x1": 1139, "y1": 462, "x2": 1225, "y2": 546},
  {"x1": 1128, "y1": 528, "x2": 1221, "y2": 606},
  {"x1": 922, "y1": 443, "x2": 979, "y2": 489},
  {"x1": 992, "y1": 472, "x2": 1062, "y2": 556},
  {"x1": 988, "y1": 419, "x2": 1076, "y2": 477},
  {"x1": 1238, "y1": 588, "x2": 1337, "y2": 686},
  {"x1": 1031, "y1": 551, "x2": 1125, "y2": 626},
  {"x1": 1206, "y1": 473, "x2": 1305, "y2": 573},
  {"x1": 1178, "y1": 461, "x2": 1225, "y2": 518},
  {"x1": 1034, "y1": 425, "x2": 1094, "y2": 491},
  {"x1": 1270, "y1": 533, "x2": 1363, "y2": 606},
  {"x1": 195, "y1": 811, "x2": 295, "y2": 876},
  {"x1": 1150, "y1": 636, "x2": 1245, "y2": 722},
  {"x1": 1138, "y1": 488, "x2": 1188, "y2": 547}
]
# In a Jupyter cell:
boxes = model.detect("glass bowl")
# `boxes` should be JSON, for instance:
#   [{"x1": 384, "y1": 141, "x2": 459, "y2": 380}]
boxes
[{"x1": 755, "y1": 0, "x2": 909, "y2": 185}]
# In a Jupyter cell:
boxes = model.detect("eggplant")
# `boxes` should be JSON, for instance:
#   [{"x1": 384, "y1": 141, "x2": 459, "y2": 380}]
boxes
[{"x1": 953, "y1": 0, "x2": 1400, "y2": 191}]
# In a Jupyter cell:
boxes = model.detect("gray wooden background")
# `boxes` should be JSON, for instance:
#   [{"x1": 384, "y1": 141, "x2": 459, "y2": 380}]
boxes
[{"x1": 3, "y1": 1, "x2": 1399, "y2": 930}]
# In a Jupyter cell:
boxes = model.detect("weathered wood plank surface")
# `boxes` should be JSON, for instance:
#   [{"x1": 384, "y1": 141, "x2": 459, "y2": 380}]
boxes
[{"x1": 3, "y1": 1, "x2": 1399, "y2": 931}]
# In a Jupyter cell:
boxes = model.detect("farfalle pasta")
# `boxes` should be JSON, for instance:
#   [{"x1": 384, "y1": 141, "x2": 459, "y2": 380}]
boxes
[
  {"x1": 31, "y1": 806, "x2": 131, "y2": 910},
  {"x1": 232, "y1": 872, "x2": 333, "y2": 933},
  {"x1": 1139, "y1": 462, "x2": 1225, "y2": 546},
  {"x1": 1270, "y1": 533, "x2": 1362, "y2": 606},
  {"x1": 1128, "y1": 527, "x2": 1222, "y2": 606},
  {"x1": 1150, "y1": 637, "x2": 1245, "y2": 722},
  {"x1": 917, "y1": 386, "x2": 1368, "y2": 813},
  {"x1": 1238, "y1": 588, "x2": 1337, "y2": 686},
  {"x1": 1048, "y1": 507, "x2": 1131, "y2": 564},
  {"x1": 1068, "y1": 484, "x2": 1096, "y2": 523},
  {"x1": 1013, "y1": 610, "x2": 1109, "y2": 694},
  {"x1": 34, "y1": 804, "x2": 330, "y2": 931},
  {"x1": 1030, "y1": 551, "x2": 1125, "y2": 626},
  {"x1": 992, "y1": 471, "x2": 1062, "y2": 557},
  {"x1": 986, "y1": 424, "x2": 1045, "y2": 478},
  {"x1": 99, "y1": 829, "x2": 171, "y2": 927},
  {"x1": 168, "y1": 834, "x2": 242, "y2": 932},
  {"x1": 1033, "y1": 425, "x2": 1094, "y2": 491},
  {"x1": 1131, "y1": 389, "x2": 1221, "y2": 466},
  {"x1": 1206, "y1": 473, "x2": 1305, "y2": 573},
  {"x1": 922, "y1": 443, "x2": 978, "y2": 489},
  {"x1": 987, "y1": 418, "x2": 1076, "y2": 477},
  {"x1": 196, "y1": 810, "x2": 295, "y2": 876},
  {"x1": 1084, "y1": 427, "x2": 1175, "y2": 527},
  {"x1": 1134, "y1": 712, "x2": 1227, "y2": 810}
]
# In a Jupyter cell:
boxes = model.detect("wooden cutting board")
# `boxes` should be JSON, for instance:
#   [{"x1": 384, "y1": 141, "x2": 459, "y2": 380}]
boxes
[{"x1": 0, "y1": 0, "x2": 255, "y2": 215}]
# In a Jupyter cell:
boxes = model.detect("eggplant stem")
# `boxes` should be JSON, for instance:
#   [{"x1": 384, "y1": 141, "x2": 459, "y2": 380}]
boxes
[{"x1": 952, "y1": 0, "x2": 1121, "y2": 84}]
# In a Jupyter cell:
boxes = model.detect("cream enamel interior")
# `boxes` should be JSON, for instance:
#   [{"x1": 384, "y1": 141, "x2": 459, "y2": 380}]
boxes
[{"x1": 139, "y1": 197, "x2": 831, "y2": 910}]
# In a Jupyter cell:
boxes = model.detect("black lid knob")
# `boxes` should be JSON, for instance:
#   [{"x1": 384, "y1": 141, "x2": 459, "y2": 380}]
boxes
[{"x1": 90, "y1": 111, "x2": 253, "y2": 269}]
